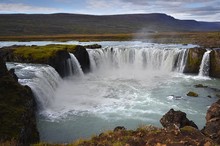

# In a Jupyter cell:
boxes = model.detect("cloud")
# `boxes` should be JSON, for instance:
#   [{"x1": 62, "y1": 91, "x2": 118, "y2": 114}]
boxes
[{"x1": 0, "y1": 3, "x2": 62, "y2": 13}]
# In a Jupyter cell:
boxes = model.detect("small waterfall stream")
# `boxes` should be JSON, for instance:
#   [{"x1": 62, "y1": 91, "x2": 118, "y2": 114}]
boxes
[
  {"x1": 67, "y1": 53, "x2": 84, "y2": 77},
  {"x1": 199, "y1": 50, "x2": 211, "y2": 76}
]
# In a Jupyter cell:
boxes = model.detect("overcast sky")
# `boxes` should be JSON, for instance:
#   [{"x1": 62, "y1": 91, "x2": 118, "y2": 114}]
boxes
[{"x1": 0, "y1": 0, "x2": 219, "y2": 22}]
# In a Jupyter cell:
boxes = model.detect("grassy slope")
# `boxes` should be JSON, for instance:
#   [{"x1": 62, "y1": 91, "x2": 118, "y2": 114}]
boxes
[
  {"x1": 1, "y1": 32, "x2": 220, "y2": 48},
  {"x1": 33, "y1": 126, "x2": 216, "y2": 146},
  {"x1": 13, "y1": 44, "x2": 77, "y2": 62}
]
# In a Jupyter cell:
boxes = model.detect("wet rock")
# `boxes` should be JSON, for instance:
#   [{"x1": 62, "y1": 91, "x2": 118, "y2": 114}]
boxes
[
  {"x1": 216, "y1": 94, "x2": 220, "y2": 98},
  {"x1": 194, "y1": 84, "x2": 208, "y2": 88},
  {"x1": 160, "y1": 109, "x2": 198, "y2": 129},
  {"x1": 207, "y1": 95, "x2": 212, "y2": 98},
  {"x1": 202, "y1": 99, "x2": 220, "y2": 144},
  {"x1": 84, "y1": 44, "x2": 102, "y2": 49},
  {"x1": 210, "y1": 48, "x2": 220, "y2": 78},
  {"x1": 184, "y1": 47, "x2": 206, "y2": 74},
  {"x1": 187, "y1": 91, "x2": 199, "y2": 97}
]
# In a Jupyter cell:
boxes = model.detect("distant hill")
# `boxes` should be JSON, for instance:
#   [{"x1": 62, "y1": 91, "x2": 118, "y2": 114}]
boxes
[{"x1": 0, "y1": 13, "x2": 220, "y2": 36}]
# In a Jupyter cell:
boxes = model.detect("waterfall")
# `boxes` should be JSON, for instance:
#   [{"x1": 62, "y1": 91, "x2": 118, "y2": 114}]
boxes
[
  {"x1": 175, "y1": 49, "x2": 189, "y2": 72},
  {"x1": 67, "y1": 53, "x2": 84, "y2": 77},
  {"x1": 199, "y1": 50, "x2": 211, "y2": 76},
  {"x1": 6, "y1": 63, "x2": 62, "y2": 110},
  {"x1": 87, "y1": 47, "x2": 187, "y2": 73}
]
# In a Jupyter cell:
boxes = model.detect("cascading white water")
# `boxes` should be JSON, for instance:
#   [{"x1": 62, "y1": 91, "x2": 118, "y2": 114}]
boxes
[
  {"x1": 6, "y1": 63, "x2": 62, "y2": 110},
  {"x1": 175, "y1": 49, "x2": 189, "y2": 72},
  {"x1": 67, "y1": 53, "x2": 84, "y2": 77},
  {"x1": 87, "y1": 47, "x2": 188, "y2": 74},
  {"x1": 199, "y1": 50, "x2": 211, "y2": 76}
]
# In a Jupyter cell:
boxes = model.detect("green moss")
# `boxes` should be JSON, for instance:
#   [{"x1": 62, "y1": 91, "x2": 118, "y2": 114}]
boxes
[{"x1": 13, "y1": 44, "x2": 77, "y2": 63}]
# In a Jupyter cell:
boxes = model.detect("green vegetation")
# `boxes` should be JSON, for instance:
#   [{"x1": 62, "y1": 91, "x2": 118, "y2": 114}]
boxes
[
  {"x1": 32, "y1": 125, "x2": 216, "y2": 146},
  {"x1": 13, "y1": 44, "x2": 77, "y2": 63}
]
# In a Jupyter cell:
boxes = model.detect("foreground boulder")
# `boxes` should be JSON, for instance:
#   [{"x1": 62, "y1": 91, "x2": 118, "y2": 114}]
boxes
[
  {"x1": 184, "y1": 47, "x2": 206, "y2": 73},
  {"x1": 160, "y1": 109, "x2": 198, "y2": 129},
  {"x1": 210, "y1": 48, "x2": 220, "y2": 78},
  {"x1": 0, "y1": 57, "x2": 39, "y2": 145},
  {"x1": 0, "y1": 44, "x2": 91, "y2": 77},
  {"x1": 202, "y1": 99, "x2": 220, "y2": 144}
]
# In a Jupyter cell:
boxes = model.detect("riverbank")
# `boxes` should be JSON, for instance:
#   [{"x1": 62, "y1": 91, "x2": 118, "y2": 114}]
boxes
[{"x1": 0, "y1": 32, "x2": 220, "y2": 48}]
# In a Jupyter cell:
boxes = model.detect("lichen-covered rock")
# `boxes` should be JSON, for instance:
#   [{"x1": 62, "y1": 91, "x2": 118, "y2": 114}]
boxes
[
  {"x1": 202, "y1": 99, "x2": 220, "y2": 144},
  {"x1": 0, "y1": 57, "x2": 39, "y2": 145},
  {"x1": 210, "y1": 48, "x2": 220, "y2": 78},
  {"x1": 160, "y1": 109, "x2": 198, "y2": 129},
  {"x1": 184, "y1": 47, "x2": 206, "y2": 73},
  {"x1": 187, "y1": 91, "x2": 199, "y2": 97}
]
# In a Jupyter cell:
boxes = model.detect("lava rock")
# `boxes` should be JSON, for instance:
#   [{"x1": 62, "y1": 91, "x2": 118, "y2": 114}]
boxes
[
  {"x1": 187, "y1": 91, "x2": 199, "y2": 97},
  {"x1": 160, "y1": 109, "x2": 198, "y2": 129},
  {"x1": 202, "y1": 99, "x2": 220, "y2": 144}
]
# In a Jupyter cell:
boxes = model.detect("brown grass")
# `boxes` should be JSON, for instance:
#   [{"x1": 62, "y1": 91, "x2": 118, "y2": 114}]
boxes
[{"x1": 0, "y1": 32, "x2": 219, "y2": 48}]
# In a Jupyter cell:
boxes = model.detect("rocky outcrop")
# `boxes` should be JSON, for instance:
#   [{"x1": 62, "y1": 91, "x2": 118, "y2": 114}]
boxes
[
  {"x1": 184, "y1": 47, "x2": 206, "y2": 73},
  {"x1": 0, "y1": 44, "x2": 91, "y2": 77},
  {"x1": 0, "y1": 57, "x2": 39, "y2": 145},
  {"x1": 210, "y1": 48, "x2": 220, "y2": 78},
  {"x1": 160, "y1": 109, "x2": 198, "y2": 129},
  {"x1": 202, "y1": 99, "x2": 220, "y2": 144},
  {"x1": 84, "y1": 44, "x2": 102, "y2": 49},
  {"x1": 69, "y1": 45, "x2": 90, "y2": 73},
  {"x1": 69, "y1": 110, "x2": 214, "y2": 146}
]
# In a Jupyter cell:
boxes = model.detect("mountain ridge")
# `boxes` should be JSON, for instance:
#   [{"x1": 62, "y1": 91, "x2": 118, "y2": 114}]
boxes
[{"x1": 0, "y1": 13, "x2": 220, "y2": 36}]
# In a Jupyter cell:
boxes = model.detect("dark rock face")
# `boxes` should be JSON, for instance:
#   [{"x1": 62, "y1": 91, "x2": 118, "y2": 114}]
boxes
[
  {"x1": 184, "y1": 48, "x2": 206, "y2": 73},
  {"x1": 71, "y1": 45, "x2": 90, "y2": 73},
  {"x1": 48, "y1": 50, "x2": 70, "y2": 77},
  {"x1": 202, "y1": 99, "x2": 220, "y2": 144},
  {"x1": 0, "y1": 56, "x2": 8, "y2": 76},
  {"x1": 210, "y1": 48, "x2": 220, "y2": 78},
  {"x1": 0, "y1": 57, "x2": 39, "y2": 145},
  {"x1": 160, "y1": 109, "x2": 198, "y2": 129}
]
